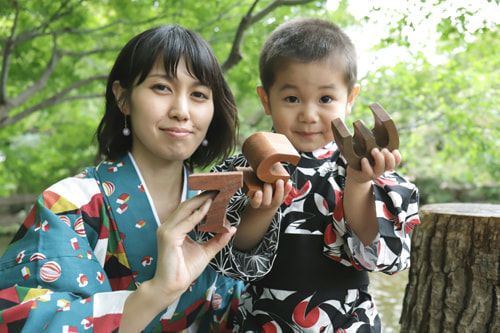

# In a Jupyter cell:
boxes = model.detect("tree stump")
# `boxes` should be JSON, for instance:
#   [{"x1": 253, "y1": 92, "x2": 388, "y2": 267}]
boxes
[{"x1": 400, "y1": 203, "x2": 500, "y2": 333}]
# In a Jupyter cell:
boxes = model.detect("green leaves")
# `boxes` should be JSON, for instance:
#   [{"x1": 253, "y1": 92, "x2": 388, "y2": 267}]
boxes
[{"x1": 1, "y1": 0, "x2": 499, "y2": 203}]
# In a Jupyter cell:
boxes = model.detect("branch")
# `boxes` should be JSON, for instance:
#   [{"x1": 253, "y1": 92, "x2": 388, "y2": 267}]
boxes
[
  {"x1": 48, "y1": 15, "x2": 169, "y2": 44},
  {"x1": 60, "y1": 47, "x2": 122, "y2": 57},
  {"x1": 221, "y1": 0, "x2": 316, "y2": 72},
  {"x1": 0, "y1": 4, "x2": 168, "y2": 129},
  {"x1": 0, "y1": 1, "x2": 20, "y2": 104},
  {"x1": 0, "y1": 193, "x2": 39, "y2": 206},
  {"x1": 0, "y1": 74, "x2": 107, "y2": 129},
  {"x1": 195, "y1": 2, "x2": 242, "y2": 31},
  {"x1": 222, "y1": 0, "x2": 260, "y2": 72},
  {"x1": 9, "y1": 0, "x2": 76, "y2": 47},
  {"x1": 10, "y1": 34, "x2": 62, "y2": 107},
  {"x1": 8, "y1": 15, "x2": 164, "y2": 49},
  {"x1": 250, "y1": 0, "x2": 315, "y2": 24}
]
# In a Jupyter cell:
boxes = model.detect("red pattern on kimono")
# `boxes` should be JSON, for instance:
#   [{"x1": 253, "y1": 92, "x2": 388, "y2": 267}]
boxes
[
  {"x1": 205, "y1": 141, "x2": 420, "y2": 332},
  {"x1": 0, "y1": 153, "x2": 243, "y2": 332}
]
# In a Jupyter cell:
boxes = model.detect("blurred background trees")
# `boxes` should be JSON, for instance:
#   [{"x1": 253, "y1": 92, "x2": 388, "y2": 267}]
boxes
[{"x1": 1, "y1": 0, "x2": 499, "y2": 204}]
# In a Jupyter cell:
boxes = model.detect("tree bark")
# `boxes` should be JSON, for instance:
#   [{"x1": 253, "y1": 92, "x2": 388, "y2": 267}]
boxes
[{"x1": 400, "y1": 203, "x2": 500, "y2": 333}]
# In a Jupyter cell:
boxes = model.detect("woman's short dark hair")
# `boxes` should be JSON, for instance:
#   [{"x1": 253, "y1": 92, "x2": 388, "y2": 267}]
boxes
[
  {"x1": 97, "y1": 24, "x2": 238, "y2": 169},
  {"x1": 259, "y1": 17, "x2": 357, "y2": 95}
]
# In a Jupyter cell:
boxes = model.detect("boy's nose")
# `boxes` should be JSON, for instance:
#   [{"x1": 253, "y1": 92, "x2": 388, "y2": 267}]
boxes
[{"x1": 298, "y1": 105, "x2": 319, "y2": 123}]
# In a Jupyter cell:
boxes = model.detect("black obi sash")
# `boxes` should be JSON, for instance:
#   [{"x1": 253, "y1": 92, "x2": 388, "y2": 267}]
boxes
[{"x1": 254, "y1": 233, "x2": 369, "y2": 292}]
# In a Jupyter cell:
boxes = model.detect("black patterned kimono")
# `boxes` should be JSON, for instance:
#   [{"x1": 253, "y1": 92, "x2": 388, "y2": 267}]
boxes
[{"x1": 203, "y1": 141, "x2": 420, "y2": 332}]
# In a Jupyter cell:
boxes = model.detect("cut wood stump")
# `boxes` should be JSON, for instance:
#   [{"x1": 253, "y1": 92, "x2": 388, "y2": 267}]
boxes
[{"x1": 400, "y1": 203, "x2": 500, "y2": 333}]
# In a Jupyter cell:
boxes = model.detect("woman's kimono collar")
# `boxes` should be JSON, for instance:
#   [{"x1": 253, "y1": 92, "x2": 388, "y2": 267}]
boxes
[{"x1": 93, "y1": 153, "x2": 192, "y2": 284}]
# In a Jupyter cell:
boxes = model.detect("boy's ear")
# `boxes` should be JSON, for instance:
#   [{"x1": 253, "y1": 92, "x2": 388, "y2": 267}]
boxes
[
  {"x1": 112, "y1": 80, "x2": 130, "y2": 115},
  {"x1": 346, "y1": 84, "x2": 360, "y2": 116},
  {"x1": 257, "y1": 85, "x2": 271, "y2": 115}
]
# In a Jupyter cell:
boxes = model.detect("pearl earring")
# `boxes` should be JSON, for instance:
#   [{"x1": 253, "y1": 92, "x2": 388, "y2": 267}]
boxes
[
  {"x1": 201, "y1": 138, "x2": 208, "y2": 147},
  {"x1": 122, "y1": 115, "x2": 130, "y2": 136}
]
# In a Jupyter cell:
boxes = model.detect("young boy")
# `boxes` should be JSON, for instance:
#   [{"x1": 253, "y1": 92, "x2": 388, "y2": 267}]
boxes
[{"x1": 206, "y1": 17, "x2": 420, "y2": 332}]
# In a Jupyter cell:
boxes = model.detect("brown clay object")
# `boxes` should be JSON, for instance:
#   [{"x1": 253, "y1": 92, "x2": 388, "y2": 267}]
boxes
[
  {"x1": 188, "y1": 172, "x2": 243, "y2": 233},
  {"x1": 235, "y1": 132, "x2": 300, "y2": 196},
  {"x1": 331, "y1": 103, "x2": 399, "y2": 170}
]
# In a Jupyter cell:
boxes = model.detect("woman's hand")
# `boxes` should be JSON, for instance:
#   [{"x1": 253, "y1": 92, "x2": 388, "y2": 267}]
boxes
[
  {"x1": 120, "y1": 191, "x2": 235, "y2": 332},
  {"x1": 153, "y1": 191, "x2": 236, "y2": 300}
]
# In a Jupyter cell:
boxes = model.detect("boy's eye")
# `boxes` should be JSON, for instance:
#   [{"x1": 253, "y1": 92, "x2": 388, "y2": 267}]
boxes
[
  {"x1": 285, "y1": 96, "x2": 299, "y2": 103},
  {"x1": 319, "y1": 96, "x2": 333, "y2": 104}
]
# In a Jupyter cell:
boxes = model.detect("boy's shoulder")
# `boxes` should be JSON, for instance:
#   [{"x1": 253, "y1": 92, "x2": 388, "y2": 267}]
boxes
[{"x1": 212, "y1": 153, "x2": 249, "y2": 172}]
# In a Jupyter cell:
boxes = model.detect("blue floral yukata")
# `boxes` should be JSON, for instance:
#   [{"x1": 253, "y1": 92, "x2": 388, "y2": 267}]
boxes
[
  {"x1": 203, "y1": 141, "x2": 420, "y2": 332},
  {"x1": 0, "y1": 153, "x2": 244, "y2": 332}
]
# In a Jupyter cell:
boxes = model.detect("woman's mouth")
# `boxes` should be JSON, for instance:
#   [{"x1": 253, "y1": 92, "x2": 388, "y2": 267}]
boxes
[{"x1": 162, "y1": 127, "x2": 191, "y2": 138}]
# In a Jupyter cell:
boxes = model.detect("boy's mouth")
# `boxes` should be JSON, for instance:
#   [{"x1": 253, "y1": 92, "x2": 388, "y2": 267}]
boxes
[{"x1": 296, "y1": 131, "x2": 319, "y2": 138}]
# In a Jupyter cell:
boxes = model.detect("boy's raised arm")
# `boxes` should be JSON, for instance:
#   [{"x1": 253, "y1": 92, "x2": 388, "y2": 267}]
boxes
[{"x1": 343, "y1": 148, "x2": 402, "y2": 246}]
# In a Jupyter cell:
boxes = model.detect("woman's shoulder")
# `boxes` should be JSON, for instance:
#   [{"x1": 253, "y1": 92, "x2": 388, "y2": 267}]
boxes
[{"x1": 41, "y1": 166, "x2": 102, "y2": 203}]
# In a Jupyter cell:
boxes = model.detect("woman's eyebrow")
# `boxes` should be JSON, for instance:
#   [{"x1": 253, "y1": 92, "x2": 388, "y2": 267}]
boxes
[
  {"x1": 147, "y1": 73, "x2": 169, "y2": 79},
  {"x1": 146, "y1": 73, "x2": 209, "y2": 88}
]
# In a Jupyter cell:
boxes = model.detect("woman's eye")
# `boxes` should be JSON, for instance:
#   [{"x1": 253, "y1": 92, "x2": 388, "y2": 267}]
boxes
[
  {"x1": 319, "y1": 96, "x2": 333, "y2": 104},
  {"x1": 284, "y1": 96, "x2": 299, "y2": 103},
  {"x1": 153, "y1": 84, "x2": 170, "y2": 92},
  {"x1": 192, "y1": 91, "x2": 209, "y2": 99}
]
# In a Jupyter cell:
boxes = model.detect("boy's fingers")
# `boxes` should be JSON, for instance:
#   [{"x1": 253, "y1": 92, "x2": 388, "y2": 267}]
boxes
[
  {"x1": 385, "y1": 149, "x2": 397, "y2": 170},
  {"x1": 249, "y1": 190, "x2": 263, "y2": 208},
  {"x1": 392, "y1": 149, "x2": 402, "y2": 166},
  {"x1": 284, "y1": 181, "x2": 293, "y2": 195},
  {"x1": 272, "y1": 179, "x2": 285, "y2": 205},
  {"x1": 261, "y1": 183, "x2": 274, "y2": 206}
]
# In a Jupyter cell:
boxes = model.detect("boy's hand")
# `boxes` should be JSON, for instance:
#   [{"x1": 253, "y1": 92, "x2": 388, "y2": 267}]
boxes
[
  {"x1": 234, "y1": 178, "x2": 292, "y2": 251},
  {"x1": 248, "y1": 179, "x2": 293, "y2": 211},
  {"x1": 347, "y1": 148, "x2": 401, "y2": 183}
]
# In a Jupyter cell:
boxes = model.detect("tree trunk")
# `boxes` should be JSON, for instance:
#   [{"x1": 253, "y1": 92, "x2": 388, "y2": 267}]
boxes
[{"x1": 400, "y1": 203, "x2": 500, "y2": 332}]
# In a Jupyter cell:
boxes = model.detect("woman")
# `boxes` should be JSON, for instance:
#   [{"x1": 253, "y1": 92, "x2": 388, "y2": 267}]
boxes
[{"x1": 0, "y1": 24, "x2": 243, "y2": 332}]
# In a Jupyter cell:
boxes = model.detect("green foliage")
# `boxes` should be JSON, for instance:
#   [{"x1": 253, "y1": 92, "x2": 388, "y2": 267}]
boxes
[
  {"x1": 0, "y1": 98, "x2": 100, "y2": 195},
  {"x1": 356, "y1": 0, "x2": 500, "y2": 203},
  {"x1": 1, "y1": 0, "x2": 499, "y2": 204},
  {"x1": 360, "y1": 22, "x2": 500, "y2": 189}
]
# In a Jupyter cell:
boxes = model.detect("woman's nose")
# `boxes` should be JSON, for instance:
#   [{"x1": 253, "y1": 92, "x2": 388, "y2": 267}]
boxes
[{"x1": 168, "y1": 95, "x2": 189, "y2": 120}]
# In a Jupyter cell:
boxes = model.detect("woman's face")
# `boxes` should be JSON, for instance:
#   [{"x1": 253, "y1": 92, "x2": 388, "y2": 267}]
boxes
[{"x1": 116, "y1": 57, "x2": 214, "y2": 166}]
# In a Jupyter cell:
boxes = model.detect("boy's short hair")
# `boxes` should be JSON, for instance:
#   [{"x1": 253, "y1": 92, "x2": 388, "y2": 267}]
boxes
[{"x1": 259, "y1": 17, "x2": 357, "y2": 94}]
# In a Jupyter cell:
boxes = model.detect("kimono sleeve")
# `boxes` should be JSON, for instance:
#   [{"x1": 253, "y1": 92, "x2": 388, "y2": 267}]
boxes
[
  {"x1": 324, "y1": 170, "x2": 420, "y2": 274},
  {"x1": 0, "y1": 179, "x2": 128, "y2": 332},
  {"x1": 196, "y1": 154, "x2": 280, "y2": 281}
]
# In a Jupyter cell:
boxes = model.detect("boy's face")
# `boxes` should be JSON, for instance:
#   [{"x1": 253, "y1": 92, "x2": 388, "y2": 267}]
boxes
[{"x1": 258, "y1": 60, "x2": 359, "y2": 153}]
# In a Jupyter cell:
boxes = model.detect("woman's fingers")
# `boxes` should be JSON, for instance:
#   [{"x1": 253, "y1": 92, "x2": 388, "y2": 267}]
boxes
[
  {"x1": 198, "y1": 226, "x2": 237, "y2": 259},
  {"x1": 162, "y1": 191, "x2": 216, "y2": 232}
]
